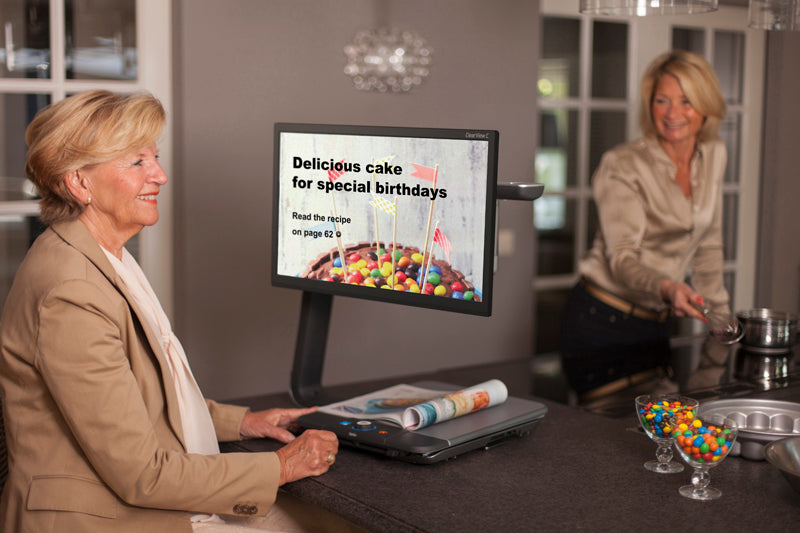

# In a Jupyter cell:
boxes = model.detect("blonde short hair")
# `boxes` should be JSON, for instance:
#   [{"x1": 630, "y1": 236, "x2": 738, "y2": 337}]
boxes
[
  {"x1": 640, "y1": 50, "x2": 726, "y2": 142},
  {"x1": 25, "y1": 90, "x2": 166, "y2": 225}
]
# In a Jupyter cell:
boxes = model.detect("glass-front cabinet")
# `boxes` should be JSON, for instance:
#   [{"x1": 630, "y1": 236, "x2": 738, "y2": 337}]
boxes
[
  {"x1": 534, "y1": 1, "x2": 764, "y2": 365},
  {"x1": 0, "y1": 0, "x2": 172, "y2": 312}
]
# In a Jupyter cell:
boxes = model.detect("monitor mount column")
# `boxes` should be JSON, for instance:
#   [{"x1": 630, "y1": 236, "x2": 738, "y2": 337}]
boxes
[{"x1": 290, "y1": 290, "x2": 334, "y2": 406}]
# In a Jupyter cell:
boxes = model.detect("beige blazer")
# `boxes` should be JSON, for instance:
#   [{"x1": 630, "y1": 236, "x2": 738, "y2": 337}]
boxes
[
  {"x1": 0, "y1": 219, "x2": 280, "y2": 533},
  {"x1": 579, "y1": 137, "x2": 729, "y2": 312}
]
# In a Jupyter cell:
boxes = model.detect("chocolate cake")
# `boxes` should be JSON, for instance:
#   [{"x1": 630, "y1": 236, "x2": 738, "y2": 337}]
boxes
[{"x1": 300, "y1": 241, "x2": 479, "y2": 301}]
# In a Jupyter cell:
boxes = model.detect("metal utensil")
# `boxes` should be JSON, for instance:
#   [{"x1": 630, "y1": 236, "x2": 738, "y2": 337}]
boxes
[
  {"x1": 693, "y1": 301, "x2": 744, "y2": 345},
  {"x1": 699, "y1": 398, "x2": 800, "y2": 460}
]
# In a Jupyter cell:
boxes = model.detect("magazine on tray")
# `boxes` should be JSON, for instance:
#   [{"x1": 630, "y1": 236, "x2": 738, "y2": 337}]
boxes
[{"x1": 318, "y1": 379, "x2": 508, "y2": 430}]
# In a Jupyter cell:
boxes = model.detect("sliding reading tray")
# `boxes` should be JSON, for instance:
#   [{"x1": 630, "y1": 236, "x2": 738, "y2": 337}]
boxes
[{"x1": 296, "y1": 381, "x2": 548, "y2": 464}]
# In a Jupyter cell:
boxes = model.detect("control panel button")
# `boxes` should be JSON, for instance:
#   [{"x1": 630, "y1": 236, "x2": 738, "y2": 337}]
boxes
[{"x1": 353, "y1": 420, "x2": 376, "y2": 431}]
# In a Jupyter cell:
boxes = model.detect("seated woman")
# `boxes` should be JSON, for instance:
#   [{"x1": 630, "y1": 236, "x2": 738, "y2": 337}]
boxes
[
  {"x1": 0, "y1": 90, "x2": 347, "y2": 532},
  {"x1": 559, "y1": 50, "x2": 733, "y2": 402}
]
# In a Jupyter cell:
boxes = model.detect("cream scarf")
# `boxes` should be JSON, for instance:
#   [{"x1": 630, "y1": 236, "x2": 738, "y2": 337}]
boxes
[{"x1": 102, "y1": 248, "x2": 220, "y2": 455}]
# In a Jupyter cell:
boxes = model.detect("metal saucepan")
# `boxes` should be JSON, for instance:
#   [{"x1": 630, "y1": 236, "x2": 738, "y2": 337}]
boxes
[{"x1": 736, "y1": 308, "x2": 799, "y2": 349}]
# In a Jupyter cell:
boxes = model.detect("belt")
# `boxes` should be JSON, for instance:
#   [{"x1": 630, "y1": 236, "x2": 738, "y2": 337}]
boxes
[{"x1": 580, "y1": 278, "x2": 670, "y2": 323}]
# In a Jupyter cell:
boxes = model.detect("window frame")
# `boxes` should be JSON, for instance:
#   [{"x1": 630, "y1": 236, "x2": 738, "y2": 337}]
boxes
[{"x1": 0, "y1": 0, "x2": 174, "y2": 315}]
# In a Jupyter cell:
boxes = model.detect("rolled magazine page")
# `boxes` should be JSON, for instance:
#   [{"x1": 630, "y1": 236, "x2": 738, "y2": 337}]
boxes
[{"x1": 401, "y1": 379, "x2": 508, "y2": 430}]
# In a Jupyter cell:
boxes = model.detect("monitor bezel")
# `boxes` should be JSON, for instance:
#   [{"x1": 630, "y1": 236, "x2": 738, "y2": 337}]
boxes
[{"x1": 271, "y1": 122, "x2": 498, "y2": 317}]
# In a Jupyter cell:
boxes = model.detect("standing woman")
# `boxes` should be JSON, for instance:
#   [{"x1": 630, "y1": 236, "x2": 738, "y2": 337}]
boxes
[
  {"x1": 559, "y1": 50, "x2": 732, "y2": 401},
  {"x1": 0, "y1": 91, "x2": 347, "y2": 532}
]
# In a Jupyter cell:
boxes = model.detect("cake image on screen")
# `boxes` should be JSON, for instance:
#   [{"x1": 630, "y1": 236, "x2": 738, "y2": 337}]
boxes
[{"x1": 300, "y1": 241, "x2": 480, "y2": 301}]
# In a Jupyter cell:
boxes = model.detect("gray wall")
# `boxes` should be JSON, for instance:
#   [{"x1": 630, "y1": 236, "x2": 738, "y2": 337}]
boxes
[
  {"x1": 174, "y1": 1, "x2": 800, "y2": 403},
  {"x1": 173, "y1": 0, "x2": 540, "y2": 401},
  {"x1": 757, "y1": 31, "x2": 800, "y2": 312}
]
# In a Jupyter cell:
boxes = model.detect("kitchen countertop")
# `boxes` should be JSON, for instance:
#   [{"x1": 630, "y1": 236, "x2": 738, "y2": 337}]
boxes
[{"x1": 225, "y1": 360, "x2": 800, "y2": 532}]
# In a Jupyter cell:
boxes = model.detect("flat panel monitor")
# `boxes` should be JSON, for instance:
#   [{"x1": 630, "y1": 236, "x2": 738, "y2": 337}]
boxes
[{"x1": 272, "y1": 123, "x2": 499, "y2": 317}]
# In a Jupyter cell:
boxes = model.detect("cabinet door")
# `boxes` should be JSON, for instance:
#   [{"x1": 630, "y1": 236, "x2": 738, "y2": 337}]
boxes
[{"x1": 0, "y1": 0, "x2": 172, "y2": 313}]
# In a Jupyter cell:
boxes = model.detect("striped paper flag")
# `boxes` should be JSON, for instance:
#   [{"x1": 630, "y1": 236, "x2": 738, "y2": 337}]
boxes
[
  {"x1": 434, "y1": 227, "x2": 452, "y2": 262},
  {"x1": 328, "y1": 160, "x2": 346, "y2": 181}
]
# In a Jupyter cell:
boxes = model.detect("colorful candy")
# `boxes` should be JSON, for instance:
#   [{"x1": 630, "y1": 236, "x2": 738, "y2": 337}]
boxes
[
  {"x1": 427, "y1": 272, "x2": 441, "y2": 285},
  {"x1": 637, "y1": 399, "x2": 696, "y2": 439},
  {"x1": 314, "y1": 245, "x2": 480, "y2": 302},
  {"x1": 671, "y1": 416, "x2": 736, "y2": 464}
]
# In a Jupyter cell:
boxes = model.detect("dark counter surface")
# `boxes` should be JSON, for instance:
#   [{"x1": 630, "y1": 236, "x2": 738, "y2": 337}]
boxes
[{"x1": 226, "y1": 360, "x2": 800, "y2": 532}]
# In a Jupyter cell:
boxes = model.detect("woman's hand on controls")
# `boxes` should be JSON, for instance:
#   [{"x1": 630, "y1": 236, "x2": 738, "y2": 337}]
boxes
[
  {"x1": 660, "y1": 279, "x2": 705, "y2": 320},
  {"x1": 276, "y1": 429, "x2": 339, "y2": 485},
  {"x1": 240, "y1": 406, "x2": 319, "y2": 443}
]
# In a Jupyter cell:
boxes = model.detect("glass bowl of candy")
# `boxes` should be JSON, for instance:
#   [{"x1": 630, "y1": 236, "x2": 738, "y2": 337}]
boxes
[
  {"x1": 669, "y1": 413, "x2": 739, "y2": 500},
  {"x1": 635, "y1": 394, "x2": 699, "y2": 474}
]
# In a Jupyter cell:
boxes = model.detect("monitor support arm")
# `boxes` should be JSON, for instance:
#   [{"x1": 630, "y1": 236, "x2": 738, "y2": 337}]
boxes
[
  {"x1": 288, "y1": 182, "x2": 544, "y2": 407},
  {"x1": 496, "y1": 182, "x2": 544, "y2": 201},
  {"x1": 290, "y1": 290, "x2": 334, "y2": 407}
]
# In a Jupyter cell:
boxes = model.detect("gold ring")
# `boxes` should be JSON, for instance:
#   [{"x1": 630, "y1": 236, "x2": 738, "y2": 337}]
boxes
[{"x1": 326, "y1": 451, "x2": 335, "y2": 464}]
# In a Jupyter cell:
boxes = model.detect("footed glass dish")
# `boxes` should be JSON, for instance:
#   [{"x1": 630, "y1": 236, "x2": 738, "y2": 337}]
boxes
[
  {"x1": 670, "y1": 412, "x2": 739, "y2": 500},
  {"x1": 635, "y1": 394, "x2": 698, "y2": 474}
]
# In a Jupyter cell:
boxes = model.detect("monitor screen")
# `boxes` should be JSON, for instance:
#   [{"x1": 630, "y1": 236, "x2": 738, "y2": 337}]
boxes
[{"x1": 272, "y1": 123, "x2": 498, "y2": 316}]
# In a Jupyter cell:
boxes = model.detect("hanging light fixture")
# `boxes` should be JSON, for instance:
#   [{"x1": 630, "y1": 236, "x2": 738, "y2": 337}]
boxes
[
  {"x1": 748, "y1": 0, "x2": 800, "y2": 30},
  {"x1": 343, "y1": 28, "x2": 432, "y2": 93},
  {"x1": 579, "y1": 0, "x2": 718, "y2": 15}
]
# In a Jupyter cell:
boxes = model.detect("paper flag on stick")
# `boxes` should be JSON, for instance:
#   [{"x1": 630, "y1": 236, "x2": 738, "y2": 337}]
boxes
[
  {"x1": 370, "y1": 194, "x2": 396, "y2": 215},
  {"x1": 328, "y1": 160, "x2": 346, "y2": 181},
  {"x1": 372, "y1": 155, "x2": 395, "y2": 175},
  {"x1": 434, "y1": 227, "x2": 452, "y2": 262},
  {"x1": 410, "y1": 164, "x2": 437, "y2": 183}
]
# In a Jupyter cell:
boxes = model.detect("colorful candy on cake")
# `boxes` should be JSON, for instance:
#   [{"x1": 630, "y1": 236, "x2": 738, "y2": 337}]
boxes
[{"x1": 300, "y1": 241, "x2": 479, "y2": 301}]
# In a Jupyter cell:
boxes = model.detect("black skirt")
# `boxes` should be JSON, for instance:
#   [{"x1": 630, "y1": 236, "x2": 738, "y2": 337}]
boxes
[{"x1": 558, "y1": 282, "x2": 672, "y2": 395}]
